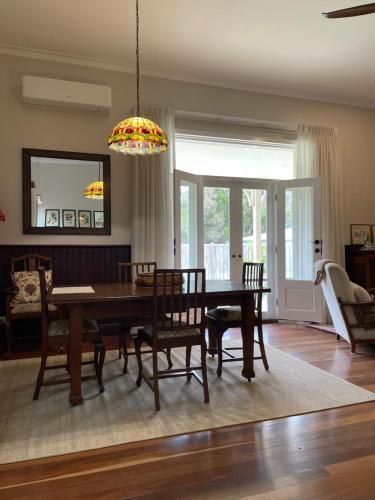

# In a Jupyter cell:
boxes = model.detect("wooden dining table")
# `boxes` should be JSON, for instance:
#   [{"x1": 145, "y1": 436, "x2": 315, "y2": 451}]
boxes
[{"x1": 47, "y1": 280, "x2": 271, "y2": 405}]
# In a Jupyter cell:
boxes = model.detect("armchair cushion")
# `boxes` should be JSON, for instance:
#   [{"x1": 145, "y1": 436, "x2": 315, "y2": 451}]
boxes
[{"x1": 10, "y1": 270, "x2": 52, "y2": 306}]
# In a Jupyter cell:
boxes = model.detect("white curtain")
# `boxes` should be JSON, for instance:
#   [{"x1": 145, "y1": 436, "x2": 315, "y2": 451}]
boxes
[
  {"x1": 296, "y1": 124, "x2": 345, "y2": 266},
  {"x1": 130, "y1": 104, "x2": 175, "y2": 267}
]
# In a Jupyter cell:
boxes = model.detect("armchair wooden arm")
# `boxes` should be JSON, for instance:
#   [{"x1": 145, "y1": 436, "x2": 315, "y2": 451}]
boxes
[{"x1": 339, "y1": 300, "x2": 375, "y2": 329}]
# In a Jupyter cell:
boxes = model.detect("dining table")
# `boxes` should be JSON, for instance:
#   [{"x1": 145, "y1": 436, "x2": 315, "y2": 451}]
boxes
[{"x1": 47, "y1": 280, "x2": 271, "y2": 405}]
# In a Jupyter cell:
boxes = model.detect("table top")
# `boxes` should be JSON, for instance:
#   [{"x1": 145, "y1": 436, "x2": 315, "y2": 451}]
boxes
[{"x1": 48, "y1": 280, "x2": 271, "y2": 304}]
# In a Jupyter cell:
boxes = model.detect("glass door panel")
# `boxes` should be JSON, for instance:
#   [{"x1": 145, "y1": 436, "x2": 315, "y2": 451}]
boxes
[
  {"x1": 285, "y1": 186, "x2": 314, "y2": 280},
  {"x1": 242, "y1": 188, "x2": 269, "y2": 311},
  {"x1": 180, "y1": 180, "x2": 198, "y2": 268},
  {"x1": 203, "y1": 187, "x2": 230, "y2": 279}
]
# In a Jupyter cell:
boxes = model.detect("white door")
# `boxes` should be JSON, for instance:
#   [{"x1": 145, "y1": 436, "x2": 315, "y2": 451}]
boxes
[
  {"x1": 175, "y1": 172, "x2": 276, "y2": 319},
  {"x1": 276, "y1": 178, "x2": 323, "y2": 322}
]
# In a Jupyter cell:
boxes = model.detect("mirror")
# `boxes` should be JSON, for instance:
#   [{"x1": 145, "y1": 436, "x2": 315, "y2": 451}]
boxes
[{"x1": 22, "y1": 149, "x2": 111, "y2": 235}]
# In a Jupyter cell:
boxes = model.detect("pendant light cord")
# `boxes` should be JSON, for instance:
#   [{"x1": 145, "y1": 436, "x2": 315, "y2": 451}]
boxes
[{"x1": 136, "y1": 0, "x2": 140, "y2": 117}]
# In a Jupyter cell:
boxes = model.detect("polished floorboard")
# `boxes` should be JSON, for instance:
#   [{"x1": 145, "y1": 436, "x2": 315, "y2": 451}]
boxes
[{"x1": 1, "y1": 323, "x2": 375, "y2": 500}]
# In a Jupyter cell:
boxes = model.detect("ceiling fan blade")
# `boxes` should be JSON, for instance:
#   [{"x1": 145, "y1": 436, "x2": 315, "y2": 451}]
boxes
[{"x1": 323, "y1": 3, "x2": 375, "y2": 18}]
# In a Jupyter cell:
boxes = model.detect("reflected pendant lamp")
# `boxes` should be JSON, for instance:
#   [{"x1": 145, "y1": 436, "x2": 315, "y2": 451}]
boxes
[
  {"x1": 84, "y1": 164, "x2": 104, "y2": 199},
  {"x1": 108, "y1": 0, "x2": 168, "y2": 156}
]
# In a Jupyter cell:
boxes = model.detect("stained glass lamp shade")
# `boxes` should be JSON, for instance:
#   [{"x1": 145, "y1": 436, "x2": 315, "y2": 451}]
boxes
[
  {"x1": 108, "y1": 116, "x2": 168, "y2": 155},
  {"x1": 108, "y1": 0, "x2": 168, "y2": 156},
  {"x1": 83, "y1": 181, "x2": 104, "y2": 199}
]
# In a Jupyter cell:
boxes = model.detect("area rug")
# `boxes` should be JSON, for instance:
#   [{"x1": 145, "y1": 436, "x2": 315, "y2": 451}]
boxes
[{"x1": 0, "y1": 342, "x2": 374, "y2": 464}]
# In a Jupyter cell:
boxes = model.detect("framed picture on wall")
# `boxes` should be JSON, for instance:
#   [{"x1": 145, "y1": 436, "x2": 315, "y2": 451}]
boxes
[
  {"x1": 350, "y1": 224, "x2": 372, "y2": 245},
  {"x1": 78, "y1": 210, "x2": 91, "y2": 228},
  {"x1": 62, "y1": 209, "x2": 76, "y2": 228},
  {"x1": 45, "y1": 209, "x2": 60, "y2": 227},
  {"x1": 93, "y1": 211, "x2": 104, "y2": 228}
]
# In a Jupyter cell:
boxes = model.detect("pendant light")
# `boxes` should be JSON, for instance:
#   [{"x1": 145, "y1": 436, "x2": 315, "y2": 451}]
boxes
[
  {"x1": 108, "y1": 0, "x2": 168, "y2": 155},
  {"x1": 84, "y1": 163, "x2": 104, "y2": 199}
]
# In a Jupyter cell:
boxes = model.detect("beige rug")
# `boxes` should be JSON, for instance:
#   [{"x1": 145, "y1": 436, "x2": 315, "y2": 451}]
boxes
[{"x1": 0, "y1": 342, "x2": 374, "y2": 464}]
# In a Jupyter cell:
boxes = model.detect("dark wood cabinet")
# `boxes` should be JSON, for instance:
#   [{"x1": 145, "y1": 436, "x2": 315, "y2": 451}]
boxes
[{"x1": 345, "y1": 245, "x2": 375, "y2": 289}]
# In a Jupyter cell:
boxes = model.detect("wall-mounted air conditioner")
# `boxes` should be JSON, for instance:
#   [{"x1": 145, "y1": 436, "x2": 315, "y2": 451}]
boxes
[{"x1": 22, "y1": 75, "x2": 112, "y2": 114}]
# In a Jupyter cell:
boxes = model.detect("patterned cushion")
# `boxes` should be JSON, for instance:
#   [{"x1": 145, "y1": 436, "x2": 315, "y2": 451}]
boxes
[
  {"x1": 206, "y1": 307, "x2": 259, "y2": 323},
  {"x1": 11, "y1": 270, "x2": 52, "y2": 306},
  {"x1": 207, "y1": 306, "x2": 242, "y2": 322},
  {"x1": 141, "y1": 321, "x2": 200, "y2": 339},
  {"x1": 48, "y1": 319, "x2": 99, "y2": 337},
  {"x1": 10, "y1": 303, "x2": 58, "y2": 315}
]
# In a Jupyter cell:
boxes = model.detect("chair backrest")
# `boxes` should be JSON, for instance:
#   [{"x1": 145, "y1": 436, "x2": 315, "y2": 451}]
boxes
[
  {"x1": 314, "y1": 260, "x2": 354, "y2": 342},
  {"x1": 118, "y1": 261, "x2": 156, "y2": 283},
  {"x1": 242, "y1": 262, "x2": 264, "y2": 314},
  {"x1": 152, "y1": 269, "x2": 206, "y2": 342},
  {"x1": 37, "y1": 268, "x2": 50, "y2": 344},
  {"x1": 11, "y1": 254, "x2": 52, "y2": 273}
]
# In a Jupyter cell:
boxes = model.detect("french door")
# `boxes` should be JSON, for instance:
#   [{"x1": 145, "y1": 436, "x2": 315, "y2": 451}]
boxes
[
  {"x1": 276, "y1": 178, "x2": 323, "y2": 322},
  {"x1": 174, "y1": 171, "x2": 276, "y2": 318}
]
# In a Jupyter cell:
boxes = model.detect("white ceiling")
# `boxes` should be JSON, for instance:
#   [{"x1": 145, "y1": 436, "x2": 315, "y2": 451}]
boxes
[{"x1": 0, "y1": 0, "x2": 374, "y2": 108}]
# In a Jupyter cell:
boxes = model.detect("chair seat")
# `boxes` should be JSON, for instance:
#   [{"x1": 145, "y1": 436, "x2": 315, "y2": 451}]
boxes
[
  {"x1": 206, "y1": 306, "x2": 259, "y2": 323},
  {"x1": 11, "y1": 303, "x2": 58, "y2": 315},
  {"x1": 48, "y1": 319, "x2": 99, "y2": 337},
  {"x1": 140, "y1": 321, "x2": 200, "y2": 339}
]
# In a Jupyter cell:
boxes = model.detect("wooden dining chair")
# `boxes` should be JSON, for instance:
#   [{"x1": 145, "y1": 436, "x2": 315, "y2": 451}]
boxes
[
  {"x1": 116, "y1": 261, "x2": 172, "y2": 374},
  {"x1": 5, "y1": 253, "x2": 59, "y2": 354},
  {"x1": 33, "y1": 268, "x2": 106, "y2": 400},
  {"x1": 134, "y1": 268, "x2": 209, "y2": 411},
  {"x1": 206, "y1": 262, "x2": 269, "y2": 377}
]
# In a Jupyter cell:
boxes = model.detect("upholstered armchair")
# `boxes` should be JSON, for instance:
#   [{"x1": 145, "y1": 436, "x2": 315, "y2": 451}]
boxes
[{"x1": 314, "y1": 259, "x2": 375, "y2": 352}]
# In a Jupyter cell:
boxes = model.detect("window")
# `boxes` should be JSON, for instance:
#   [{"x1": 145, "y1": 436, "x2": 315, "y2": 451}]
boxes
[{"x1": 176, "y1": 135, "x2": 295, "y2": 180}]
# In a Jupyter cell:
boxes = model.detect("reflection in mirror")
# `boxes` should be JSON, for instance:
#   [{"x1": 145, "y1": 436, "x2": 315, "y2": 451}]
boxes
[
  {"x1": 23, "y1": 149, "x2": 111, "y2": 235},
  {"x1": 30, "y1": 158, "x2": 104, "y2": 228}
]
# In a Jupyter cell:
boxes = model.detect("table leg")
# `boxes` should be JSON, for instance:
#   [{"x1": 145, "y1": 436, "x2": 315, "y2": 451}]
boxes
[
  {"x1": 69, "y1": 303, "x2": 83, "y2": 405},
  {"x1": 241, "y1": 293, "x2": 256, "y2": 381}
]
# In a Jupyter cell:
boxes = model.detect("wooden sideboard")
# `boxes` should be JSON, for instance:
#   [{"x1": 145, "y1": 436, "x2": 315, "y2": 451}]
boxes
[{"x1": 345, "y1": 245, "x2": 375, "y2": 289}]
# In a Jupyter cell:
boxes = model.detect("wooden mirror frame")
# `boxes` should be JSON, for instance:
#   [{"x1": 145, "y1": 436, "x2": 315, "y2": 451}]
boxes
[{"x1": 22, "y1": 148, "x2": 111, "y2": 235}]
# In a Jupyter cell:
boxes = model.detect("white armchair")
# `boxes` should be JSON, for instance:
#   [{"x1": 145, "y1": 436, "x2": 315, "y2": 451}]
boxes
[{"x1": 314, "y1": 259, "x2": 375, "y2": 352}]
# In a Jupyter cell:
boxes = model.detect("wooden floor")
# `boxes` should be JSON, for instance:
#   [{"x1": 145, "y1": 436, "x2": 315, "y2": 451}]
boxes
[{"x1": 1, "y1": 323, "x2": 375, "y2": 500}]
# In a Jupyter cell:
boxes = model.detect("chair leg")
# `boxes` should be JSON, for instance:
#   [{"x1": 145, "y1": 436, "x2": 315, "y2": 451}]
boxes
[
  {"x1": 33, "y1": 346, "x2": 48, "y2": 400},
  {"x1": 152, "y1": 350, "x2": 160, "y2": 411},
  {"x1": 216, "y1": 330, "x2": 224, "y2": 377},
  {"x1": 351, "y1": 341, "x2": 356, "y2": 353},
  {"x1": 207, "y1": 323, "x2": 216, "y2": 357},
  {"x1": 186, "y1": 345, "x2": 192, "y2": 382},
  {"x1": 94, "y1": 345, "x2": 98, "y2": 374},
  {"x1": 257, "y1": 324, "x2": 269, "y2": 371},
  {"x1": 201, "y1": 340, "x2": 210, "y2": 403},
  {"x1": 96, "y1": 343, "x2": 105, "y2": 393},
  {"x1": 5, "y1": 321, "x2": 12, "y2": 356},
  {"x1": 336, "y1": 334, "x2": 340, "y2": 341},
  {"x1": 122, "y1": 337, "x2": 129, "y2": 374},
  {"x1": 165, "y1": 348, "x2": 173, "y2": 369},
  {"x1": 66, "y1": 345, "x2": 71, "y2": 373},
  {"x1": 134, "y1": 338, "x2": 143, "y2": 387},
  {"x1": 118, "y1": 332, "x2": 124, "y2": 359}
]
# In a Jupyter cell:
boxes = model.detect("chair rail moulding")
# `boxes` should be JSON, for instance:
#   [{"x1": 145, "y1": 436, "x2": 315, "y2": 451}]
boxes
[{"x1": 22, "y1": 148, "x2": 111, "y2": 235}]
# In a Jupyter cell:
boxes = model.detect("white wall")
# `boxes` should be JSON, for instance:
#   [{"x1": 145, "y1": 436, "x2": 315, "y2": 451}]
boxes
[{"x1": 0, "y1": 53, "x2": 375, "y2": 245}]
